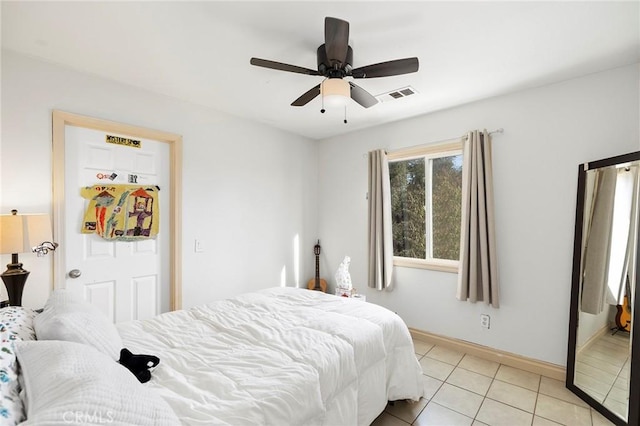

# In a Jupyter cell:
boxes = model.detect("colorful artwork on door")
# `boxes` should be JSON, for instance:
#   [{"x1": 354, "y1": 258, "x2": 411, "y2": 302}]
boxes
[{"x1": 80, "y1": 184, "x2": 160, "y2": 241}]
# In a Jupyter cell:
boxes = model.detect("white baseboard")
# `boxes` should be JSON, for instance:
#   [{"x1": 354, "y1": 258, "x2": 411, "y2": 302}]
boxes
[{"x1": 409, "y1": 328, "x2": 566, "y2": 382}]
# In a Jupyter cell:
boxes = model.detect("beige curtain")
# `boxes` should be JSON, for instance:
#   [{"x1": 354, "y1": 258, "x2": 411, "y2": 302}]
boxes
[
  {"x1": 457, "y1": 130, "x2": 499, "y2": 307},
  {"x1": 581, "y1": 167, "x2": 617, "y2": 314},
  {"x1": 368, "y1": 149, "x2": 394, "y2": 290},
  {"x1": 606, "y1": 168, "x2": 635, "y2": 305}
]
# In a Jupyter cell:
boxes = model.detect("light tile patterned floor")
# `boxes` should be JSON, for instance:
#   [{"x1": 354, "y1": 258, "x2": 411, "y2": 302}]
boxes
[
  {"x1": 575, "y1": 331, "x2": 630, "y2": 420},
  {"x1": 372, "y1": 339, "x2": 617, "y2": 426}
]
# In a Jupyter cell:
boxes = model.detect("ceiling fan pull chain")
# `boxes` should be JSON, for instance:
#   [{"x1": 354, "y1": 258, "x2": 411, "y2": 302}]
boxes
[
  {"x1": 344, "y1": 106, "x2": 348, "y2": 124},
  {"x1": 320, "y1": 79, "x2": 326, "y2": 113}
]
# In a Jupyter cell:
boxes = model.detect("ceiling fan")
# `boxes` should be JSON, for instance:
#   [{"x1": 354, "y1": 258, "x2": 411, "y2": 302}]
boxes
[{"x1": 250, "y1": 17, "x2": 419, "y2": 110}]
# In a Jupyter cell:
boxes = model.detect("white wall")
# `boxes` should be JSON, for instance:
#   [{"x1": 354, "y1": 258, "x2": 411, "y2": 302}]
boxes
[
  {"x1": 577, "y1": 308, "x2": 611, "y2": 349},
  {"x1": 316, "y1": 64, "x2": 640, "y2": 366},
  {"x1": 1, "y1": 50, "x2": 318, "y2": 309}
]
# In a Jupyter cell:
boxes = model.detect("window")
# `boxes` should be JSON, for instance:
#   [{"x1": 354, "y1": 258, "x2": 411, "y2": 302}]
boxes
[{"x1": 388, "y1": 142, "x2": 463, "y2": 272}]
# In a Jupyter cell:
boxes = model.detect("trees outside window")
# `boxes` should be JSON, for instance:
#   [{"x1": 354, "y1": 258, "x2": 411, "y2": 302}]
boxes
[{"x1": 389, "y1": 149, "x2": 462, "y2": 271}]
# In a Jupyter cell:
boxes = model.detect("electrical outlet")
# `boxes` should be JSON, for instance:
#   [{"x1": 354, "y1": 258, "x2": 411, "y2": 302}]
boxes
[{"x1": 480, "y1": 314, "x2": 490, "y2": 329}]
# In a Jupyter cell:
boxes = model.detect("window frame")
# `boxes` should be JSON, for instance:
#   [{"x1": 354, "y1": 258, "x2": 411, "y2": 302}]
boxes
[{"x1": 388, "y1": 139, "x2": 463, "y2": 273}]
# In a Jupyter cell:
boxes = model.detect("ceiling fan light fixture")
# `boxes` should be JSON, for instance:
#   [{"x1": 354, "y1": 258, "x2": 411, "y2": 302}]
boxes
[{"x1": 321, "y1": 79, "x2": 350, "y2": 107}]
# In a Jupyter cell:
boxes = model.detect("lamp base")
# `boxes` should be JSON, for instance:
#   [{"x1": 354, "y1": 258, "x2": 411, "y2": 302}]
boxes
[{"x1": 1, "y1": 259, "x2": 29, "y2": 307}]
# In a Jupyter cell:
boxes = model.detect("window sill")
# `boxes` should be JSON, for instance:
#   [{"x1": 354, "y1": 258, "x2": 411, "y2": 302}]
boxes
[{"x1": 393, "y1": 257, "x2": 459, "y2": 273}]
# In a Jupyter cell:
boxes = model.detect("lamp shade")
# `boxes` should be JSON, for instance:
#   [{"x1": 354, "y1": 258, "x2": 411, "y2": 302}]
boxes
[
  {"x1": 0, "y1": 213, "x2": 52, "y2": 255},
  {"x1": 321, "y1": 79, "x2": 350, "y2": 107}
]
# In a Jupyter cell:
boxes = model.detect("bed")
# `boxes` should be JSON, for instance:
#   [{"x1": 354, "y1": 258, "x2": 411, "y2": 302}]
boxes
[{"x1": 3, "y1": 287, "x2": 423, "y2": 425}]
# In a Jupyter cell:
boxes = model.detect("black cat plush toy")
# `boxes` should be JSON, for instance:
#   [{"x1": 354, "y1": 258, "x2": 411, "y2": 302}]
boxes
[{"x1": 118, "y1": 348, "x2": 160, "y2": 383}]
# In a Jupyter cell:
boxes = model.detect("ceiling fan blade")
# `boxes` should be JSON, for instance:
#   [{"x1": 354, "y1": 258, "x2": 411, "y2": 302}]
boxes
[
  {"x1": 291, "y1": 84, "x2": 321, "y2": 106},
  {"x1": 351, "y1": 57, "x2": 419, "y2": 79},
  {"x1": 324, "y1": 17, "x2": 349, "y2": 65},
  {"x1": 349, "y1": 82, "x2": 378, "y2": 108},
  {"x1": 250, "y1": 58, "x2": 319, "y2": 76}
]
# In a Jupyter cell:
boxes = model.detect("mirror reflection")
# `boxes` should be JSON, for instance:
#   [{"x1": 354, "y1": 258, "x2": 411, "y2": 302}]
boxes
[{"x1": 575, "y1": 159, "x2": 639, "y2": 422}]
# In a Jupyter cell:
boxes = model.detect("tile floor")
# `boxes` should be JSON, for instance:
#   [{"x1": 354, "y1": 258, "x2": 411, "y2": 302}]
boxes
[
  {"x1": 371, "y1": 339, "x2": 617, "y2": 426},
  {"x1": 575, "y1": 331, "x2": 629, "y2": 419}
]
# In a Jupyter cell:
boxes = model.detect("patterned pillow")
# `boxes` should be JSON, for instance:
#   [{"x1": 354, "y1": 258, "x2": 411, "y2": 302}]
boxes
[{"x1": 0, "y1": 307, "x2": 38, "y2": 425}]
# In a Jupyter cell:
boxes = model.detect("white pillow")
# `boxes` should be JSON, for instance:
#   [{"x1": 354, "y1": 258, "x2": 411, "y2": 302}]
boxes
[
  {"x1": 15, "y1": 340, "x2": 179, "y2": 425},
  {"x1": 34, "y1": 290, "x2": 122, "y2": 360}
]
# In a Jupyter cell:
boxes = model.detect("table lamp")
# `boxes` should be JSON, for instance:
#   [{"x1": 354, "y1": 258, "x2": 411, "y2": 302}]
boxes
[{"x1": 0, "y1": 209, "x2": 57, "y2": 306}]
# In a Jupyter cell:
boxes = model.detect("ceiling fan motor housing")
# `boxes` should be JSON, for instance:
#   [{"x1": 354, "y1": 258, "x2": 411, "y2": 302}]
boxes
[{"x1": 317, "y1": 44, "x2": 353, "y2": 77}]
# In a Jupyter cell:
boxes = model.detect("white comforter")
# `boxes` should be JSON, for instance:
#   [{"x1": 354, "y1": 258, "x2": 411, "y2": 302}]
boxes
[{"x1": 117, "y1": 287, "x2": 423, "y2": 425}]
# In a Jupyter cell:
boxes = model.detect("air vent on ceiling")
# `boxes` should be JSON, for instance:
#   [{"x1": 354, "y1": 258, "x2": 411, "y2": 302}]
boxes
[{"x1": 376, "y1": 86, "x2": 418, "y2": 103}]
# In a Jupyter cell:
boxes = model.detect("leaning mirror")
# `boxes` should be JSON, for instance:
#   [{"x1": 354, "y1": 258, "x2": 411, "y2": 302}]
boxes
[{"x1": 567, "y1": 151, "x2": 640, "y2": 426}]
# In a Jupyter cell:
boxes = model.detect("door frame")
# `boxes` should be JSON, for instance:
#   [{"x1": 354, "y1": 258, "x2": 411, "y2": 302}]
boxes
[{"x1": 52, "y1": 110, "x2": 183, "y2": 310}]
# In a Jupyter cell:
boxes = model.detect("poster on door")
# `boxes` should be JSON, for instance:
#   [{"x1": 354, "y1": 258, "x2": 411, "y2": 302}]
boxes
[{"x1": 80, "y1": 184, "x2": 160, "y2": 241}]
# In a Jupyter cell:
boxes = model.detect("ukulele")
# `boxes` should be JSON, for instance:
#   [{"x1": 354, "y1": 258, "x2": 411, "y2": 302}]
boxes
[
  {"x1": 615, "y1": 275, "x2": 632, "y2": 332},
  {"x1": 307, "y1": 240, "x2": 327, "y2": 292}
]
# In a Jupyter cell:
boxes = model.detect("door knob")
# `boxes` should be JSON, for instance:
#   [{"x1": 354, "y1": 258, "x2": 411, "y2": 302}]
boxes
[{"x1": 68, "y1": 269, "x2": 82, "y2": 279}]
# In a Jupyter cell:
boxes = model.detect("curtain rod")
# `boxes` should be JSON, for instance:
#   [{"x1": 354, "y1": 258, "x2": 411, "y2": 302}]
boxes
[
  {"x1": 387, "y1": 128, "x2": 504, "y2": 154},
  {"x1": 437, "y1": 127, "x2": 503, "y2": 144}
]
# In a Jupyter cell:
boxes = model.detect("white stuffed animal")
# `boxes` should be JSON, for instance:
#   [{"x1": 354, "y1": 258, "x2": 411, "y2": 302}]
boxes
[{"x1": 335, "y1": 256, "x2": 352, "y2": 290}]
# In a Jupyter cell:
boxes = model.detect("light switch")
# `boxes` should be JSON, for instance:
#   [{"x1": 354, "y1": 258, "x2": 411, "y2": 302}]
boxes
[{"x1": 195, "y1": 239, "x2": 205, "y2": 253}]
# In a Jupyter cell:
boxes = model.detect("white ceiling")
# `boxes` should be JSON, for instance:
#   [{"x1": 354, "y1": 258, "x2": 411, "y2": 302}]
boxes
[{"x1": 2, "y1": 1, "x2": 639, "y2": 140}]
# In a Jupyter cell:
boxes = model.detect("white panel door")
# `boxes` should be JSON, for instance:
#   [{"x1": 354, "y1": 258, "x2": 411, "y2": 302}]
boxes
[{"x1": 64, "y1": 126, "x2": 170, "y2": 322}]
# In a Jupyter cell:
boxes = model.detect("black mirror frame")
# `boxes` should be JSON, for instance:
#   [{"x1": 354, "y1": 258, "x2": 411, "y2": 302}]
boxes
[{"x1": 567, "y1": 151, "x2": 640, "y2": 426}]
